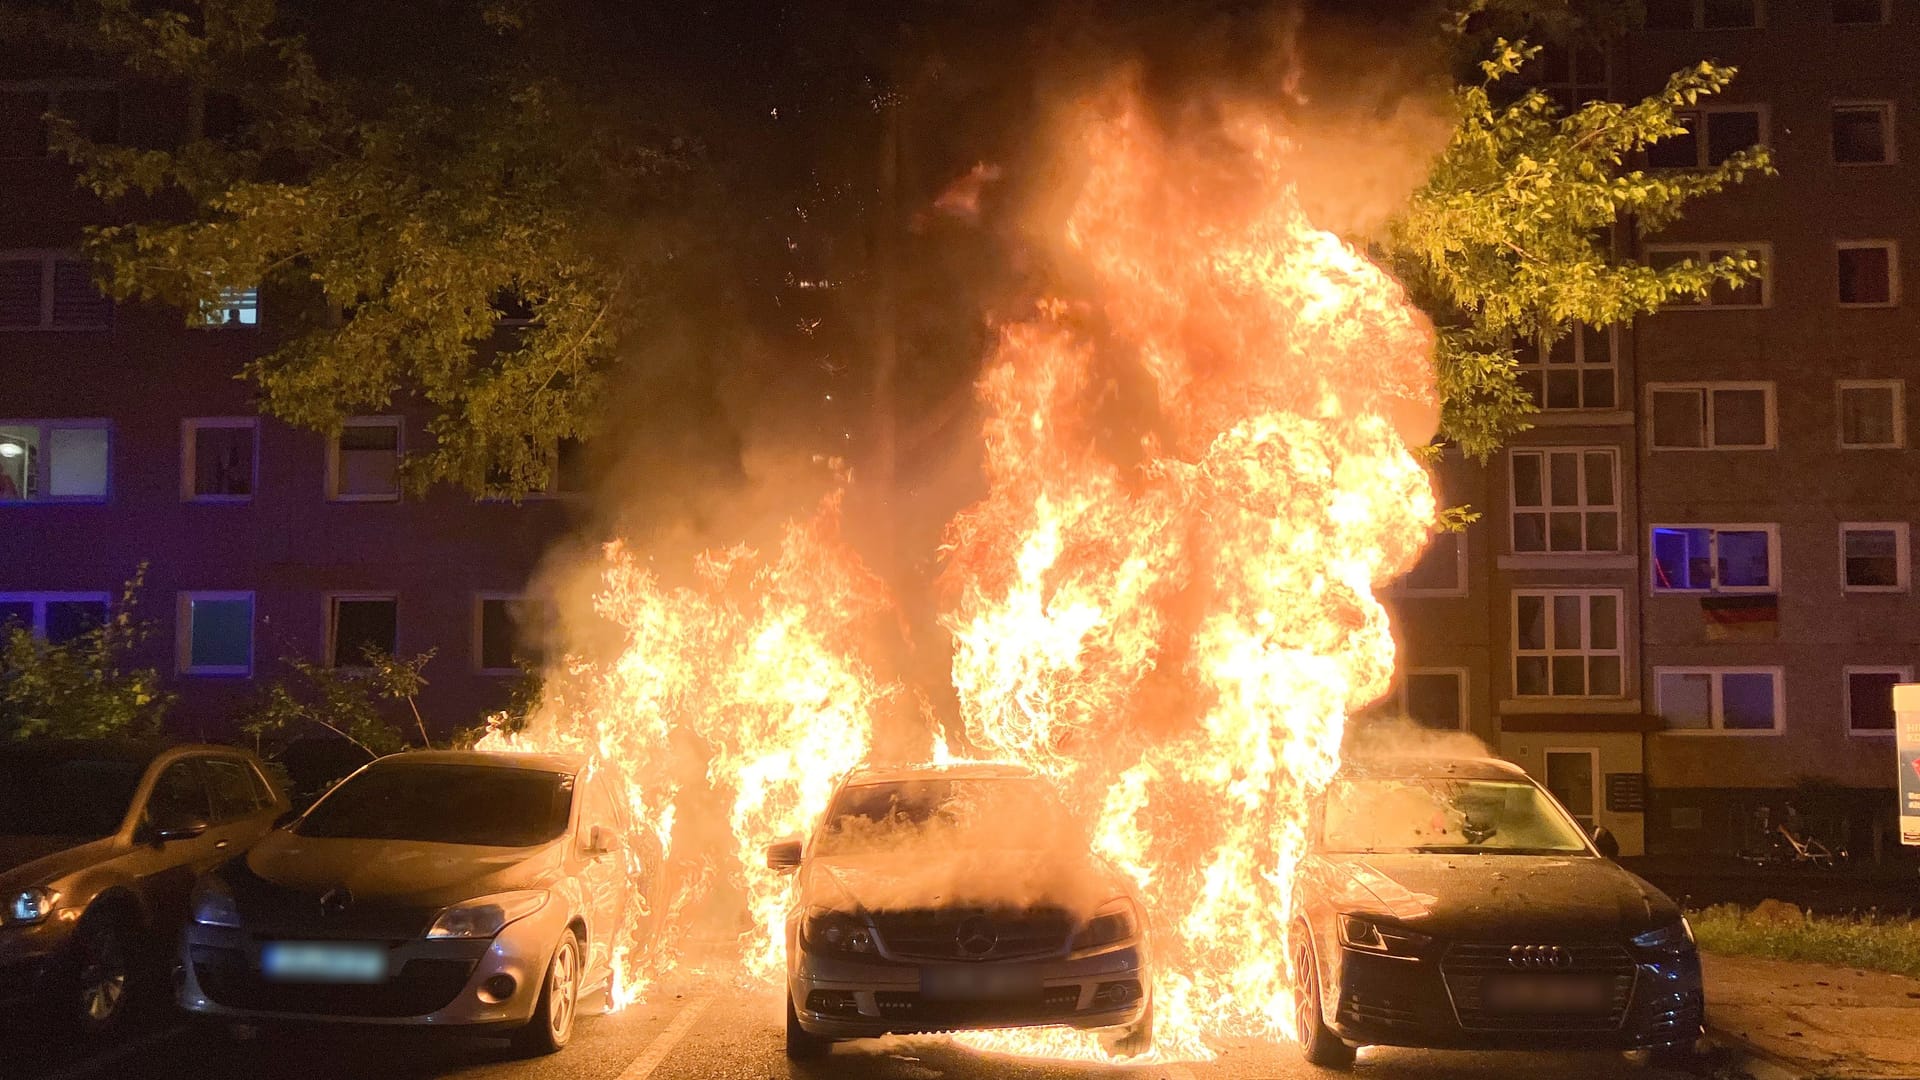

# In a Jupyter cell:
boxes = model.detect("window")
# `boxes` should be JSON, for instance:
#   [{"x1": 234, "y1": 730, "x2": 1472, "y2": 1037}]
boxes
[
  {"x1": 1510, "y1": 448, "x2": 1618, "y2": 554},
  {"x1": 1519, "y1": 42, "x2": 1608, "y2": 114},
  {"x1": 0, "y1": 252, "x2": 113, "y2": 330},
  {"x1": 178, "y1": 592, "x2": 254, "y2": 676},
  {"x1": 203, "y1": 758, "x2": 263, "y2": 823},
  {"x1": 0, "y1": 593, "x2": 109, "y2": 643},
  {"x1": 1845, "y1": 667, "x2": 1907, "y2": 734},
  {"x1": 1394, "y1": 529, "x2": 1466, "y2": 596},
  {"x1": 1838, "y1": 242, "x2": 1898, "y2": 307},
  {"x1": 144, "y1": 761, "x2": 211, "y2": 830},
  {"x1": 328, "y1": 595, "x2": 398, "y2": 667},
  {"x1": 200, "y1": 286, "x2": 259, "y2": 327},
  {"x1": 0, "y1": 83, "x2": 117, "y2": 158},
  {"x1": 1648, "y1": 383, "x2": 1774, "y2": 449},
  {"x1": 1833, "y1": 103, "x2": 1894, "y2": 164},
  {"x1": 1657, "y1": 668, "x2": 1781, "y2": 733},
  {"x1": 1643, "y1": 0, "x2": 1761, "y2": 29},
  {"x1": 483, "y1": 436, "x2": 589, "y2": 500},
  {"x1": 1513, "y1": 590, "x2": 1623, "y2": 698},
  {"x1": 476, "y1": 594, "x2": 533, "y2": 673},
  {"x1": 1841, "y1": 523, "x2": 1908, "y2": 591},
  {"x1": 1402, "y1": 669, "x2": 1467, "y2": 731},
  {"x1": 181, "y1": 418, "x2": 257, "y2": 502},
  {"x1": 1831, "y1": 0, "x2": 1888, "y2": 24},
  {"x1": 1651, "y1": 525, "x2": 1778, "y2": 592},
  {"x1": 1645, "y1": 107, "x2": 1765, "y2": 169},
  {"x1": 1646, "y1": 244, "x2": 1769, "y2": 308},
  {"x1": 327, "y1": 418, "x2": 402, "y2": 501},
  {"x1": 1519, "y1": 324, "x2": 1615, "y2": 410},
  {"x1": 1838, "y1": 380, "x2": 1904, "y2": 448},
  {"x1": 0, "y1": 420, "x2": 111, "y2": 502}
]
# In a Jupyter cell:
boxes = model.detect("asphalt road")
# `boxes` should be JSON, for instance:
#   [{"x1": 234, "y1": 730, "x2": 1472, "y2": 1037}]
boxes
[{"x1": 11, "y1": 961, "x2": 1696, "y2": 1080}]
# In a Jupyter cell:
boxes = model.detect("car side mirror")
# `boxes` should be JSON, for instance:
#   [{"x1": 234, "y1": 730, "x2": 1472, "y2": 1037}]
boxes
[
  {"x1": 271, "y1": 808, "x2": 300, "y2": 830},
  {"x1": 153, "y1": 816, "x2": 210, "y2": 843},
  {"x1": 1591, "y1": 825, "x2": 1620, "y2": 860},
  {"x1": 766, "y1": 837, "x2": 803, "y2": 873},
  {"x1": 587, "y1": 825, "x2": 621, "y2": 857}
]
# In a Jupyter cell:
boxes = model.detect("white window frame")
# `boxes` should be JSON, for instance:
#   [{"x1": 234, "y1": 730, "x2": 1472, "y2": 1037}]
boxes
[
  {"x1": 1642, "y1": 0, "x2": 1764, "y2": 29},
  {"x1": 0, "y1": 591, "x2": 111, "y2": 638},
  {"x1": 1519, "y1": 324, "x2": 1619, "y2": 412},
  {"x1": 1400, "y1": 667, "x2": 1470, "y2": 732},
  {"x1": 1509, "y1": 447, "x2": 1620, "y2": 555},
  {"x1": 1649, "y1": 523, "x2": 1780, "y2": 594},
  {"x1": 1652, "y1": 104, "x2": 1770, "y2": 170},
  {"x1": 1645, "y1": 243, "x2": 1772, "y2": 309},
  {"x1": 0, "y1": 418, "x2": 113, "y2": 503},
  {"x1": 1392, "y1": 528, "x2": 1469, "y2": 597},
  {"x1": 1837, "y1": 240, "x2": 1900, "y2": 308},
  {"x1": 179, "y1": 417, "x2": 259, "y2": 503},
  {"x1": 1830, "y1": 0, "x2": 1890, "y2": 26},
  {"x1": 1844, "y1": 665, "x2": 1909, "y2": 736},
  {"x1": 1836, "y1": 379, "x2": 1905, "y2": 449},
  {"x1": 0, "y1": 249, "x2": 114, "y2": 331},
  {"x1": 1543, "y1": 747, "x2": 1602, "y2": 828},
  {"x1": 197, "y1": 285, "x2": 260, "y2": 328},
  {"x1": 326, "y1": 416, "x2": 403, "y2": 503},
  {"x1": 1832, "y1": 100, "x2": 1897, "y2": 165},
  {"x1": 176, "y1": 590, "x2": 255, "y2": 677},
  {"x1": 1511, "y1": 589, "x2": 1626, "y2": 699},
  {"x1": 1839, "y1": 522, "x2": 1910, "y2": 593},
  {"x1": 1654, "y1": 666, "x2": 1785, "y2": 735},
  {"x1": 324, "y1": 593, "x2": 400, "y2": 668},
  {"x1": 1646, "y1": 382, "x2": 1777, "y2": 450},
  {"x1": 474, "y1": 592, "x2": 526, "y2": 675}
]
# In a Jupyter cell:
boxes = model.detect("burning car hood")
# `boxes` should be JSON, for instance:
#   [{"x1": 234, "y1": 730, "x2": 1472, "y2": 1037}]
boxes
[
  {"x1": 0, "y1": 834, "x2": 110, "y2": 887},
  {"x1": 1326, "y1": 852, "x2": 1680, "y2": 942},
  {"x1": 806, "y1": 850, "x2": 1126, "y2": 917},
  {"x1": 233, "y1": 828, "x2": 562, "y2": 908}
]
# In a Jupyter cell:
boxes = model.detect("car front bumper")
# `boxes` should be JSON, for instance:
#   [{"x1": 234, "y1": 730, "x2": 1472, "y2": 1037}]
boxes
[
  {"x1": 0, "y1": 917, "x2": 77, "y2": 1011},
  {"x1": 1326, "y1": 945, "x2": 1704, "y2": 1052},
  {"x1": 788, "y1": 943, "x2": 1148, "y2": 1039}
]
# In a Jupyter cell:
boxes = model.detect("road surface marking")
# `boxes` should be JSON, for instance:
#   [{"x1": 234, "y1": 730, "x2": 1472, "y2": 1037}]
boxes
[
  {"x1": 40, "y1": 1025, "x2": 186, "y2": 1080},
  {"x1": 615, "y1": 988, "x2": 719, "y2": 1079}
]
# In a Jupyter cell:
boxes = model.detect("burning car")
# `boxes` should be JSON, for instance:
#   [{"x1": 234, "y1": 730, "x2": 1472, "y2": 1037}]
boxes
[
  {"x1": 768, "y1": 763, "x2": 1151, "y2": 1059},
  {"x1": 179, "y1": 751, "x2": 648, "y2": 1055},
  {"x1": 1288, "y1": 756, "x2": 1702, "y2": 1069}
]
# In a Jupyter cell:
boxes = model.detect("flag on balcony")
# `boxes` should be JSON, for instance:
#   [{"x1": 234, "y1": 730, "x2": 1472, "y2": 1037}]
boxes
[{"x1": 1701, "y1": 594, "x2": 1778, "y2": 641}]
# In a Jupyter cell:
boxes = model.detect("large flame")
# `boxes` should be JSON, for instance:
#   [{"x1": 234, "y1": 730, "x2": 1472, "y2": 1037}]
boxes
[{"x1": 484, "y1": 78, "x2": 1438, "y2": 1063}]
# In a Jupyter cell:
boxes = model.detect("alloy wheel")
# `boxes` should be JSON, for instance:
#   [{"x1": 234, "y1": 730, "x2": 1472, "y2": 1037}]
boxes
[
  {"x1": 1293, "y1": 941, "x2": 1317, "y2": 1045},
  {"x1": 79, "y1": 924, "x2": 129, "y2": 1023},
  {"x1": 547, "y1": 936, "x2": 578, "y2": 1040}
]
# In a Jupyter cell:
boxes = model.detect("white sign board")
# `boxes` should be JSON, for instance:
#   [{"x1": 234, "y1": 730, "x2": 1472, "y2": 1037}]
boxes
[{"x1": 1893, "y1": 684, "x2": 1920, "y2": 846}]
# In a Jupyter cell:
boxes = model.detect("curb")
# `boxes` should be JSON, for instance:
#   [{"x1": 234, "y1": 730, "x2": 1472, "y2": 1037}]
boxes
[{"x1": 1703, "y1": 1027, "x2": 1810, "y2": 1080}]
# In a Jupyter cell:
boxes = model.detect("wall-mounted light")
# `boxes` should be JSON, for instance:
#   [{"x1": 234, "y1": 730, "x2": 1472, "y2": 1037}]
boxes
[{"x1": 0, "y1": 441, "x2": 22, "y2": 458}]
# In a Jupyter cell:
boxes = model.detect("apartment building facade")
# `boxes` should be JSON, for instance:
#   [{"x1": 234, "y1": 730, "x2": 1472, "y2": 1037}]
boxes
[{"x1": 1388, "y1": 0, "x2": 1918, "y2": 860}]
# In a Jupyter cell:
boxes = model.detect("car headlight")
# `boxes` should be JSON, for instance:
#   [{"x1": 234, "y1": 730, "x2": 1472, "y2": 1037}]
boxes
[
  {"x1": 800, "y1": 908, "x2": 876, "y2": 955},
  {"x1": 190, "y1": 878, "x2": 241, "y2": 929},
  {"x1": 426, "y1": 890, "x2": 549, "y2": 940},
  {"x1": 1338, "y1": 914, "x2": 1432, "y2": 958},
  {"x1": 1072, "y1": 897, "x2": 1142, "y2": 951},
  {"x1": 4, "y1": 887, "x2": 57, "y2": 926},
  {"x1": 1632, "y1": 918, "x2": 1696, "y2": 954}
]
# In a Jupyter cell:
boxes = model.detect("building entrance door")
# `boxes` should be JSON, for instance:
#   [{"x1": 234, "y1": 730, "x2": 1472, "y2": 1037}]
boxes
[{"x1": 1544, "y1": 748, "x2": 1600, "y2": 830}]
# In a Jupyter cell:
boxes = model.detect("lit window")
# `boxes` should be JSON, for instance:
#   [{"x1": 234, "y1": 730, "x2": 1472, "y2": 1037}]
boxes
[
  {"x1": 1845, "y1": 667, "x2": 1907, "y2": 734},
  {"x1": 1401, "y1": 670, "x2": 1467, "y2": 731},
  {"x1": 1838, "y1": 381, "x2": 1904, "y2": 448},
  {"x1": 476, "y1": 594, "x2": 536, "y2": 674},
  {"x1": 179, "y1": 592, "x2": 254, "y2": 676},
  {"x1": 1648, "y1": 383, "x2": 1774, "y2": 449},
  {"x1": 1519, "y1": 324, "x2": 1616, "y2": 410},
  {"x1": 181, "y1": 418, "x2": 257, "y2": 501},
  {"x1": 1646, "y1": 244, "x2": 1770, "y2": 308},
  {"x1": 1512, "y1": 591, "x2": 1623, "y2": 698},
  {"x1": 0, "y1": 252, "x2": 113, "y2": 330},
  {"x1": 200, "y1": 286, "x2": 260, "y2": 327},
  {"x1": 1838, "y1": 242, "x2": 1899, "y2": 306},
  {"x1": 327, "y1": 596, "x2": 398, "y2": 667},
  {"x1": 0, "y1": 420, "x2": 111, "y2": 502},
  {"x1": 1833, "y1": 103, "x2": 1894, "y2": 164},
  {"x1": 1646, "y1": 108, "x2": 1765, "y2": 169},
  {"x1": 328, "y1": 418, "x2": 402, "y2": 501},
  {"x1": 1510, "y1": 448, "x2": 1618, "y2": 554},
  {"x1": 1841, "y1": 523, "x2": 1908, "y2": 591},
  {"x1": 0, "y1": 593, "x2": 110, "y2": 643},
  {"x1": 1656, "y1": 668, "x2": 1780, "y2": 733},
  {"x1": 1651, "y1": 525, "x2": 1778, "y2": 592}
]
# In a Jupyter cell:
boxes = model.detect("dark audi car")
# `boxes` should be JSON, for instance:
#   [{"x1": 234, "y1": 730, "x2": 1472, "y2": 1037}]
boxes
[{"x1": 1289, "y1": 756, "x2": 1701, "y2": 1069}]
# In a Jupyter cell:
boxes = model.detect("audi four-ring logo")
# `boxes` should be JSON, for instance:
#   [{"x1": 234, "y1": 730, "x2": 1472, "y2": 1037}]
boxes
[{"x1": 1507, "y1": 944, "x2": 1572, "y2": 970}]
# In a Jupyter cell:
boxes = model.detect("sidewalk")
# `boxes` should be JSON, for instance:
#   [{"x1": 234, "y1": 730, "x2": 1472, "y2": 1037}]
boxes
[{"x1": 1704, "y1": 952, "x2": 1920, "y2": 1079}]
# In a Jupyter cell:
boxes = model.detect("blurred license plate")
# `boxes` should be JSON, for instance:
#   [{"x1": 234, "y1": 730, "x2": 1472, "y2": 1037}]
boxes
[
  {"x1": 1484, "y1": 976, "x2": 1610, "y2": 1013},
  {"x1": 920, "y1": 965, "x2": 1042, "y2": 1000},
  {"x1": 260, "y1": 942, "x2": 388, "y2": 983}
]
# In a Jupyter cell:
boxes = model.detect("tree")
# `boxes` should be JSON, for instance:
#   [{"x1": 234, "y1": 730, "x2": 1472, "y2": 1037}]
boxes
[
  {"x1": 239, "y1": 647, "x2": 435, "y2": 761},
  {"x1": 0, "y1": 567, "x2": 172, "y2": 741}
]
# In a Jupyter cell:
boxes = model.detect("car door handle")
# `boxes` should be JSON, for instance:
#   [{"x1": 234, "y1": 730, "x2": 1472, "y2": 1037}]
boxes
[{"x1": 215, "y1": 839, "x2": 230, "y2": 849}]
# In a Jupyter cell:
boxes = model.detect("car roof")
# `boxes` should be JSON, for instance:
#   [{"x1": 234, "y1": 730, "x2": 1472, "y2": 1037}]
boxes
[
  {"x1": 841, "y1": 761, "x2": 1042, "y2": 786},
  {"x1": 371, "y1": 749, "x2": 588, "y2": 774},
  {"x1": 1336, "y1": 755, "x2": 1531, "y2": 783},
  {"x1": 0, "y1": 738, "x2": 247, "y2": 766}
]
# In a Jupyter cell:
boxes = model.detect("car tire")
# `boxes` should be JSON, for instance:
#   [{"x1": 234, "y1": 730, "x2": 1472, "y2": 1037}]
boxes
[
  {"x1": 1101, "y1": 992, "x2": 1154, "y2": 1058},
  {"x1": 63, "y1": 909, "x2": 135, "y2": 1039},
  {"x1": 785, "y1": 993, "x2": 833, "y2": 1061},
  {"x1": 512, "y1": 928, "x2": 582, "y2": 1057},
  {"x1": 1293, "y1": 930, "x2": 1355, "y2": 1070}
]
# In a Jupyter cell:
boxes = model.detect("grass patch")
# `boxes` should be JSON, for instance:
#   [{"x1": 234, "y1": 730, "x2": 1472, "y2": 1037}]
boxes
[{"x1": 1690, "y1": 904, "x2": 1920, "y2": 980}]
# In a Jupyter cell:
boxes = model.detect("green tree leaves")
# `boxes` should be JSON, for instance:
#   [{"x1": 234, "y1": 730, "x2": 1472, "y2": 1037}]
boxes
[{"x1": 0, "y1": 566, "x2": 172, "y2": 741}]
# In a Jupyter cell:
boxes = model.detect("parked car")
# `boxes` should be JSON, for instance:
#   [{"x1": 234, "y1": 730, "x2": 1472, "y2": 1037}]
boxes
[
  {"x1": 769, "y1": 763, "x2": 1152, "y2": 1060},
  {"x1": 1288, "y1": 755, "x2": 1703, "y2": 1069},
  {"x1": 178, "y1": 750, "x2": 638, "y2": 1055},
  {"x1": 0, "y1": 739, "x2": 289, "y2": 1035}
]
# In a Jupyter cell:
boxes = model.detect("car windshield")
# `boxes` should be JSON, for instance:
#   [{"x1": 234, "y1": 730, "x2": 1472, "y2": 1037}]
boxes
[
  {"x1": 1321, "y1": 777, "x2": 1591, "y2": 855},
  {"x1": 814, "y1": 777, "x2": 1076, "y2": 856},
  {"x1": 296, "y1": 764, "x2": 573, "y2": 847},
  {"x1": 0, "y1": 755, "x2": 146, "y2": 838}
]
